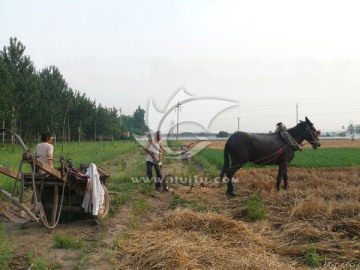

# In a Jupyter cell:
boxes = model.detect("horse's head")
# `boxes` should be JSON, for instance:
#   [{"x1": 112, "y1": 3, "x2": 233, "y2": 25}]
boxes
[{"x1": 302, "y1": 117, "x2": 321, "y2": 149}]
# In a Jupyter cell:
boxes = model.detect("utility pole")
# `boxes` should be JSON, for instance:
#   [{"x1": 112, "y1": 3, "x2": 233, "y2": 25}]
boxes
[
  {"x1": 175, "y1": 102, "x2": 182, "y2": 140},
  {"x1": 119, "y1": 107, "x2": 122, "y2": 126},
  {"x1": 170, "y1": 120, "x2": 174, "y2": 137},
  {"x1": 237, "y1": 117, "x2": 240, "y2": 131}
]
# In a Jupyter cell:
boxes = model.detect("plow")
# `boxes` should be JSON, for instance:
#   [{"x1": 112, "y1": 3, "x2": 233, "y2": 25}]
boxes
[{"x1": 0, "y1": 128, "x2": 110, "y2": 229}]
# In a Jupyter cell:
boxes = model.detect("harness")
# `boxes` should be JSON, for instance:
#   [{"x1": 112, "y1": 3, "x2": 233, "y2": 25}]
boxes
[{"x1": 278, "y1": 130, "x2": 302, "y2": 151}]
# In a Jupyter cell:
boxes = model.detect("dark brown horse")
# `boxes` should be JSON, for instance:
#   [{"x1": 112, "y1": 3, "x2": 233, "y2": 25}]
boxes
[{"x1": 220, "y1": 117, "x2": 321, "y2": 196}]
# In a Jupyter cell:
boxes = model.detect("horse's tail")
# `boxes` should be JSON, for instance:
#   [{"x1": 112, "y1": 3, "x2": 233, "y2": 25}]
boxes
[{"x1": 220, "y1": 142, "x2": 230, "y2": 180}]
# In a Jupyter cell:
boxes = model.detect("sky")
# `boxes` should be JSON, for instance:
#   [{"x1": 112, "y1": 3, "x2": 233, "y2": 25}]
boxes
[{"x1": 1, "y1": 0, "x2": 360, "y2": 134}]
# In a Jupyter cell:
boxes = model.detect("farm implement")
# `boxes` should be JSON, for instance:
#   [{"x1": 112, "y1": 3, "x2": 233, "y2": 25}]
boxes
[{"x1": 0, "y1": 128, "x2": 110, "y2": 229}]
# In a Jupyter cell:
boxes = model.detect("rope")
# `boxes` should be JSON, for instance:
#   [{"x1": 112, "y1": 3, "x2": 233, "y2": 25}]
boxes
[
  {"x1": 30, "y1": 157, "x2": 67, "y2": 229},
  {"x1": 12, "y1": 158, "x2": 24, "y2": 200}
]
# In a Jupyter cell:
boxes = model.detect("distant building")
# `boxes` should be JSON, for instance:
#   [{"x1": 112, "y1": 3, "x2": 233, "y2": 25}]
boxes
[{"x1": 123, "y1": 131, "x2": 131, "y2": 138}]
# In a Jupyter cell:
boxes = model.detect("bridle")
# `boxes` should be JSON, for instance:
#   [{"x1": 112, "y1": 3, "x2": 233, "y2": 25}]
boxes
[{"x1": 305, "y1": 124, "x2": 320, "y2": 147}]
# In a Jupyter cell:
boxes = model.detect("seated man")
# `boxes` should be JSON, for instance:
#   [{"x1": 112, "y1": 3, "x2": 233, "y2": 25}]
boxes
[{"x1": 34, "y1": 131, "x2": 54, "y2": 174}]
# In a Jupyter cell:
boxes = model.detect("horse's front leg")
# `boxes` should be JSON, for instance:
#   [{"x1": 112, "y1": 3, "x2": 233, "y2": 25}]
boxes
[{"x1": 276, "y1": 162, "x2": 288, "y2": 191}]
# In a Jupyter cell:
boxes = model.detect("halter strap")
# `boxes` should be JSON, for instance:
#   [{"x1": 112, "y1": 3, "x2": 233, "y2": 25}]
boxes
[{"x1": 306, "y1": 124, "x2": 320, "y2": 143}]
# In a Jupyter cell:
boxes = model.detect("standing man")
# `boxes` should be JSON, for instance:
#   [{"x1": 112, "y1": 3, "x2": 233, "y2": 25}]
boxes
[
  {"x1": 35, "y1": 131, "x2": 54, "y2": 173},
  {"x1": 144, "y1": 131, "x2": 163, "y2": 191}
]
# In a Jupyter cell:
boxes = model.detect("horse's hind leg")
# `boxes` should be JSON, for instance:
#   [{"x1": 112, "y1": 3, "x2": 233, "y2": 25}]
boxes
[{"x1": 226, "y1": 168, "x2": 237, "y2": 197}]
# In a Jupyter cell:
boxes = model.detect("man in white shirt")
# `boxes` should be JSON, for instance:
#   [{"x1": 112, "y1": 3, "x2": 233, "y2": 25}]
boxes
[
  {"x1": 34, "y1": 132, "x2": 54, "y2": 173},
  {"x1": 144, "y1": 131, "x2": 163, "y2": 191}
]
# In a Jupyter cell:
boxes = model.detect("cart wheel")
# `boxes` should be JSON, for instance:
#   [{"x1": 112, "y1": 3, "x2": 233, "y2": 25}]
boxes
[
  {"x1": 96, "y1": 185, "x2": 110, "y2": 222},
  {"x1": 0, "y1": 197, "x2": 34, "y2": 224}
]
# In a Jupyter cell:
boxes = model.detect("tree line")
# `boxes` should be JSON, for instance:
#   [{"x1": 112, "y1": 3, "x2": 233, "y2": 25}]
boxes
[
  {"x1": 0, "y1": 37, "x2": 148, "y2": 143},
  {"x1": 346, "y1": 124, "x2": 360, "y2": 135}
]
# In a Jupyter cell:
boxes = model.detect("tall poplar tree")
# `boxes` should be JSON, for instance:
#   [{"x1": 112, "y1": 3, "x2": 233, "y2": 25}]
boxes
[{"x1": 1, "y1": 37, "x2": 40, "y2": 137}]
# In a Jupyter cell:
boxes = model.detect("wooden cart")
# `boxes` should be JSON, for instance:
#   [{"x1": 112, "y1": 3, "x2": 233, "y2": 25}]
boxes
[{"x1": 0, "y1": 128, "x2": 110, "y2": 228}]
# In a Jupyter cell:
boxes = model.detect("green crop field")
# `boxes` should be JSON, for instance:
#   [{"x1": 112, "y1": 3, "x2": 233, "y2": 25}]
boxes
[
  {"x1": 0, "y1": 141, "x2": 137, "y2": 191},
  {"x1": 2, "y1": 141, "x2": 359, "y2": 192},
  {"x1": 192, "y1": 148, "x2": 360, "y2": 169}
]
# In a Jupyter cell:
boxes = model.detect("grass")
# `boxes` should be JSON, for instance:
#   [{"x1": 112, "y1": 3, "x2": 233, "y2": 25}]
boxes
[
  {"x1": 245, "y1": 192, "x2": 266, "y2": 220},
  {"x1": 53, "y1": 232, "x2": 85, "y2": 249},
  {"x1": 164, "y1": 140, "x2": 183, "y2": 148},
  {"x1": 109, "y1": 176, "x2": 136, "y2": 213},
  {"x1": 107, "y1": 147, "x2": 149, "y2": 214},
  {"x1": 27, "y1": 253, "x2": 62, "y2": 270},
  {"x1": 192, "y1": 148, "x2": 224, "y2": 169},
  {"x1": 0, "y1": 224, "x2": 12, "y2": 269},
  {"x1": 291, "y1": 148, "x2": 360, "y2": 168},
  {"x1": 129, "y1": 198, "x2": 151, "y2": 229},
  {"x1": 190, "y1": 154, "x2": 219, "y2": 179},
  {"x1": 169, "y1": 194, "x2": 219, "y2": 213},
  {"x1": 0, "y1": 141, "x2": 137, "y2": 192},
  {"x1": 112, "y1": 235, "x2": 122, "y2": 251},
  {"x1": 0, "y1": 141, "x2": 137, "y2": 168},
  {"x1": 193, "y1": 148, "x2": 360, "y2": 170},
  {"x1": 131, "y1": 198, "x2": 150, "y2": 215},
  {"x1": 169, "y1": 194, "x2": 197, "y2": 210},
  {"x1": 60, "y1": 141, "x2": 137, "y2": 167},
  {"x1": 305, "y1": 245, "x2": 325, "y2": 267}
]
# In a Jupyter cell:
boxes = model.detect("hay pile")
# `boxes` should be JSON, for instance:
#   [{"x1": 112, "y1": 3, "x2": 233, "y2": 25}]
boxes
[
  {"x1": 116, "y1": 209, "x2": 303, "y2": 270},
  {"x1": 115, "y1": 167, "x2": 359, "y2": 269},
  {"x1": 240, "y1": 168, "x2": 360, "y2": 265}
]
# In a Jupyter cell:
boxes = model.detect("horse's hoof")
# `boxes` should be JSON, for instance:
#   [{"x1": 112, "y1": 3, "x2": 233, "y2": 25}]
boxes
[{"x1": 226, "y1": 192, "x2": 236, "y2": 198}]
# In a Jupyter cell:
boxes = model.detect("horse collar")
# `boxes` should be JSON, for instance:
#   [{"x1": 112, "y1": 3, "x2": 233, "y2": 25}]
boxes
[{"x1": 279, "y1": 131, "x2": 302, "y2": 151}]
